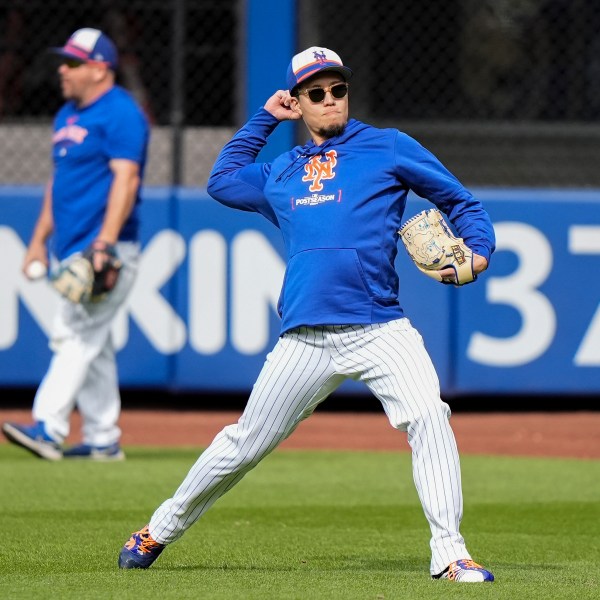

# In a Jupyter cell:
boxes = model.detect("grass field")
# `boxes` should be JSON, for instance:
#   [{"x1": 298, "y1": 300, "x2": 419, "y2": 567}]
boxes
[{"x1": 0, "y1": 445, "x2": 598, "y2": 599}]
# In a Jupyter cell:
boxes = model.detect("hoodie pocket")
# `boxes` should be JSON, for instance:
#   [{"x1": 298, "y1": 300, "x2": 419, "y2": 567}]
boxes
[{"x1": 279, "y1": 248, "x2": 376, "y2": 319}]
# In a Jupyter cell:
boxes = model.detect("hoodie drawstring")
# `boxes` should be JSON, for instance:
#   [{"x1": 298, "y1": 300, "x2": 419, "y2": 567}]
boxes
[{"x1": 275, "y1": 140, "x2": 334, "y2": 184}]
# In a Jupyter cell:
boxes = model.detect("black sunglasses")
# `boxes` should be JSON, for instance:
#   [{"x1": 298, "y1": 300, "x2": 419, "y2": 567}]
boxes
[
  {"x1": 297, "y1": 82, "x2": 349, "y2": 103},
  {"x1": 62, "y1": 58, "x2": 86, "y2": 69}
]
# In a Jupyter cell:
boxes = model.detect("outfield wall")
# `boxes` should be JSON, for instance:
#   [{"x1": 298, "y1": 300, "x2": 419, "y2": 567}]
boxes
[{"x1": 1, "y1": 187, "x2": 599, "y2": 397}]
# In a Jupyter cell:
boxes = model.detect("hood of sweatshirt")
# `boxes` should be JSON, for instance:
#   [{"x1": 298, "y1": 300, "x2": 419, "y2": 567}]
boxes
[{"x1": 274, "y1": 118, "x2": 371, "y2": 185}]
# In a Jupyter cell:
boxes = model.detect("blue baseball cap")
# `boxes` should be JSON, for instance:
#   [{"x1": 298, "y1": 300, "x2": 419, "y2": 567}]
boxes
[
  {"x1": 286, "y1": 47, "x2": 352, "y2": 93},
  {"x1": 50, "y1": 28, "x2": 118, "y2": 70}
]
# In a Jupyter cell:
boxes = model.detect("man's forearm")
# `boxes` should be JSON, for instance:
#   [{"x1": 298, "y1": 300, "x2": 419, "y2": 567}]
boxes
[{"x1": 97, "y1": 161, "x2": 140, "y2": 243}]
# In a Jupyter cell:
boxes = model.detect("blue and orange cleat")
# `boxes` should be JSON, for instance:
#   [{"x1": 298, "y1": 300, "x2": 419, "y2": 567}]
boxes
[
  {"x1": 119, "y1": 525, "x2": 165, "y2": 569},
  {"x1": 433, "y1": 559, "x2": 494, "y2": 582}
]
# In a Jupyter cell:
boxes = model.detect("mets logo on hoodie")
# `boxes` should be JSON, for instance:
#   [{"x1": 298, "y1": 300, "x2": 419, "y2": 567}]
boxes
[
  {"x1": 302, "y1": 150, "x2": 337, "y2": 192},
  {"x1": 292, "y1": 150, "x2": 342, "y2": 209}
]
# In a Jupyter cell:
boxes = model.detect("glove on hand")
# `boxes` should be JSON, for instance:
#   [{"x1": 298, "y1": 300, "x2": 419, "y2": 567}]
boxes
[
  {"x1": 51, "y1": 256, "x2": 94, "y2": 303},
  {"x1": 83, "y1": 240, "x2": 122, "y2": 300},
  {"x1": 51, "y1": 240, "x2": 122, "y2": 303},
  {"x1": 399, "y1": 208, "x2": 475, "y2": 286}
]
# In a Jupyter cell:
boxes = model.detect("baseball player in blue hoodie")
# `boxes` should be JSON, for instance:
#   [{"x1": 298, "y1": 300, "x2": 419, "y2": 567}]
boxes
[{"x1": 120, "y1": 47, "x2": 495, "y2": 583}]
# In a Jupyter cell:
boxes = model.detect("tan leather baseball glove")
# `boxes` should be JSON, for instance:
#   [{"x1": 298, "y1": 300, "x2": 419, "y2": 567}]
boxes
[
  {"x1": 51, "y1": 241, "x2": 122, "y2": 303},
  {"x1": 51, "y1": 255, "x2": 94, "y2": 303},
  {"x1": 399, "y1": 208, "x2": 475, "y2": 285}
]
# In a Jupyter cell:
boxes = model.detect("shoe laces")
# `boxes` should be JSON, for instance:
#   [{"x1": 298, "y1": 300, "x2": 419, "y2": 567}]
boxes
[
  {"x1": 447, "y1": 559, "x2": 485, "y2": 580},
  {"x1": 126, "y1": 526, "x2": 162, "y2": 555}
]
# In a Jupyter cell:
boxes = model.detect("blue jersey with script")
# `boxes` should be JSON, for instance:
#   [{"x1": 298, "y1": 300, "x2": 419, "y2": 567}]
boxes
[
  {"x1": 208, "y1": 109, "x2": 495, "y2": 333},
  {"x1": 50, "y1": 85, "x2": 149, "y2": 260}
]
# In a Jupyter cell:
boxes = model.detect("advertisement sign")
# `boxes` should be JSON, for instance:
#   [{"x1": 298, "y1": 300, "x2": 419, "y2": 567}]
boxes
[{"x1": 1, "y1": 186, "x2": 598, "y2": 395}]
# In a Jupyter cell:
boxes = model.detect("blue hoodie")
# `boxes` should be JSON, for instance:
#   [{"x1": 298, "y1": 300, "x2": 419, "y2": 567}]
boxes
[{"x1": 208, "y1": 109, "x2": 495, "y2": 334}]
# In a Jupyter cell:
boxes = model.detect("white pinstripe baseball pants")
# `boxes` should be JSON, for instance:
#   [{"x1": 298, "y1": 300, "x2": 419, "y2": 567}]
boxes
[{"x1": 150, "y1": 317, "x2": 472, "y2": 575}]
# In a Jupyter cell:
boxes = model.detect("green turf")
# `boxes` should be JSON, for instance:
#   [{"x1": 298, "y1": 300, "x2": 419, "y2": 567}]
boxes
[{"x1": 0, "y1": 444, "x2": 598, "y2": 599}]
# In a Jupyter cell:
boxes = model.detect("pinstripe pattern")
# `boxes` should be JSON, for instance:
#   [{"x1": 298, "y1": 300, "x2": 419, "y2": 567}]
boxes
[{"x1": 149, "y1": 318, "x2": 470, "y2": 574}]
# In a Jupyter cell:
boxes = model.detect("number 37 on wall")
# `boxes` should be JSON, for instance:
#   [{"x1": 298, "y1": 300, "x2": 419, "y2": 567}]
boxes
[{"x1": 467, "y1": 223, "x2": 600, "y2": 367}]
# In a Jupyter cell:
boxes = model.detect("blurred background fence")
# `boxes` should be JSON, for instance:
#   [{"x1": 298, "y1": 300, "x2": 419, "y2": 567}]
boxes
[{"x1": 1, "y1": 0, "x2": 600, "y2": 187}]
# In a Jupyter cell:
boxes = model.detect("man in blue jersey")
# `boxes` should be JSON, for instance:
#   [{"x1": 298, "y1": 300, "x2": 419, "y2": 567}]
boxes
[
  {"x1": 2, "y1": 28, "x2": 149, "y2": 461},
  {"x1": 119, "y1": 47, "x2": 494, "y2": 583}
]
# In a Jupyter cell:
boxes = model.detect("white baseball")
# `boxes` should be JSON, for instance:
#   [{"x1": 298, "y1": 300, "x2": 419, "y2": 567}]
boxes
[{"x1": 26, "y1": 260, "x2": 48, "y2": 280}]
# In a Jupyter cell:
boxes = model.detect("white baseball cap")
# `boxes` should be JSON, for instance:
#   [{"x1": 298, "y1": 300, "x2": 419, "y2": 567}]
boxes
[
  {"x1": 286, "y1": 47, "x2": 353, "y2": 93},
  {"x1": 50, "y1": 28, "x2": 118, "y2": 69}
]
